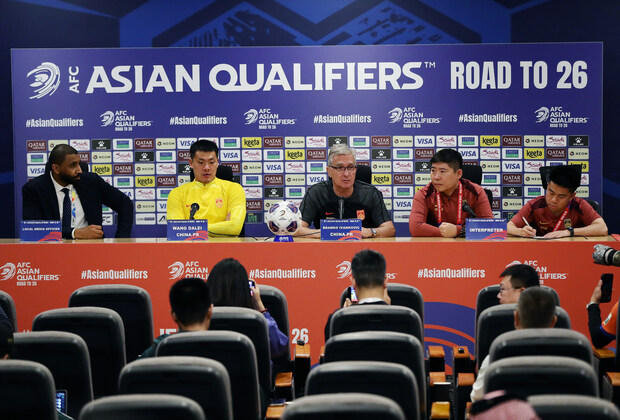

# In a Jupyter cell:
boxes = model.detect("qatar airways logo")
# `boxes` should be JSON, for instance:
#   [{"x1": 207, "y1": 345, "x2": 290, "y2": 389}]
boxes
[{"x1": 27, "y1": 62, "x2": 61, "y2": 99}]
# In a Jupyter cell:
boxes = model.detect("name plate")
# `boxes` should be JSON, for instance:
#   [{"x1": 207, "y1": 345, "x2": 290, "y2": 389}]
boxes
[
  {"x1": 465, "y1": 218, "x2": 507, "y2": 240},
  {"x1": 167, "y1": 219, "x2": 208, "y2": 241},
  {"x1": 20, "y1": 220, "x2": 62, "y2": 242},
  {"x1": 320, "y1": 219, "x2": 362, "y2": 241}
]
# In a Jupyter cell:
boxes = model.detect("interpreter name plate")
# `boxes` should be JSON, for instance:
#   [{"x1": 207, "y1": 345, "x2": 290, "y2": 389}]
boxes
[
  {"x1": 465, "y1": 218, "x2": 507, "y2": 240},
  {"x1": 20, "y1": 220, "x2": 62, "y2": 242},
  {"x1": 320, "y1": 219, "x2": 362, "y2": 241},
  {"x1": 166, "y1": 219, "x2": 208, "y2": 241}
]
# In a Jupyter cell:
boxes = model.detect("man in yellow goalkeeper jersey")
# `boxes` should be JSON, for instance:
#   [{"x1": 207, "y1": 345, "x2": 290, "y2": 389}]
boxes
[{"x1": 166, "y1": 140, "x2": 246, "y2": 235}]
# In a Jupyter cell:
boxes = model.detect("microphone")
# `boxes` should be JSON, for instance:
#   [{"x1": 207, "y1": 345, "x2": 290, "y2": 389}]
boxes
[
  {"x1": 338, "y1": 197, "x2": 344, "y2": 219},
  {"x1": 462, "y1": 201, "x2": 477, "y2": 218},
  {"x1": 189, "y1": 203, "x2": 200, "y2": 220},
  {"x1": 593, "y1": 244, "x2": 620, "y2": 267}
]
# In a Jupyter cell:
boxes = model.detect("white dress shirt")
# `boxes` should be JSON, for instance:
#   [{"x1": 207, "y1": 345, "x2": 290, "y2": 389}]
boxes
[{"x1": 51, "y1": 172, "x2": 87, "y2": 238}]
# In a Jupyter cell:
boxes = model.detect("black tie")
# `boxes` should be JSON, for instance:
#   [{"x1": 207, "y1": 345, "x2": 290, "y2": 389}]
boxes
[{"x1": 62, "y1": 188, "x2": 71, "y2": 232}]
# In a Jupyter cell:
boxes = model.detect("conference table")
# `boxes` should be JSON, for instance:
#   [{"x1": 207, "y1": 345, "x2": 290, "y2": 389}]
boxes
[{"x1": 2, "y1": 235, "x2": 618, "y2": 365}]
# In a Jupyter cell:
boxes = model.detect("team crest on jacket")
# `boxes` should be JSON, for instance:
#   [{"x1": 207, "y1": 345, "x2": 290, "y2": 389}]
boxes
[
  {"x1": 357, "y1": 210, "x2": 365, "y2": 220},
  {"x1": 216, "y1": 198, "x2": 223, "y2": 208},
  {"x1": 564, "y1": 218, "x2": 572, "y2": 229}
]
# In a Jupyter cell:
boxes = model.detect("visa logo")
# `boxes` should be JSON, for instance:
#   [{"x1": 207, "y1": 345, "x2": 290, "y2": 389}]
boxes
[
  {"x1": 309, "y1": 176, "x2": 324, "y2": 183},
  {"x1": 178, "y1": 140, "x2": 194, "y2": 147},
  {"x1": 158, "y1": 202, "x2": 167, "y2": 211},
  {"x1": 266, "y1": 164, "x2": 282, "y2": 170},
  {"x1": 222, "y1": 152, "x2": 239, "y2": 159},
  {"x1": 461, "y1": 150, "x2": 477, "y2": 157},
  {"x1": 27, "y1": 166, "x2": 46, "y2": 176},
  {"x1": 394, "y1": 201, "x2": 412, "y2": 208}
]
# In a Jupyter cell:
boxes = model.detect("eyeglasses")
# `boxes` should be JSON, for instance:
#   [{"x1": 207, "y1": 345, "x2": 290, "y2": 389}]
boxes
[
  {"x1": 329, "y1": 165, "x2": 358, "y2": 173},
  {"x1": 498, "y1": 286, "x2": 518, "y2": 294}
]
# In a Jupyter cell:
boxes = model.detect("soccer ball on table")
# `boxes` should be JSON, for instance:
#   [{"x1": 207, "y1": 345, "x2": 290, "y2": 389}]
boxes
[{"x1": 265, "y1": 200, "x2": 301, "y2": 236}]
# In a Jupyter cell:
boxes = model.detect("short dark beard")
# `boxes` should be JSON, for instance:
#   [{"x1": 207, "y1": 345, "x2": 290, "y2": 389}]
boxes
[{"x1": 59, "y1": 172, "x2": 80, "y2": 185}]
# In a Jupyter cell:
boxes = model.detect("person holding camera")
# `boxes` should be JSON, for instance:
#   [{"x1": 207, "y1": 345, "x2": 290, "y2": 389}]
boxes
[
  {"x1": 588, "y1": 277, "x2": 617, "y2": 348},
  {"x1": 324, "y1": 249, "x2": 391, "y2": 342}
]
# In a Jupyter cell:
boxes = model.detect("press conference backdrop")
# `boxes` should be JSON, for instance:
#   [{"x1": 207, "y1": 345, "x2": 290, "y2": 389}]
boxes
[{"x1": 12, "y1": 43, "x2": 602, "y2": 237}]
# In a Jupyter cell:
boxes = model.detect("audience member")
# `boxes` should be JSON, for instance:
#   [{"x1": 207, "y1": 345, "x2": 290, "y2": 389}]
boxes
[
  {"x1": 140, "y1": 277, "x2": 213, "y2": 358},
  {"x1": 507, "y1": 165, "x2": 607, "y2": 238},
  {"x1": 497, "y1": 264, "x2": 540, "y2": 304},
  {"x1": 207, "y1": 258, "x2": 289, "y2": 359},
  {"x1": 471, "y1": 287, "x2": 557, "y2": 402},
  {"x1": 166, "y1": 139, "x2": 246, "y2": 235},
  {"x1": 296, "y1": 144, "x2": 395, "y2": 238},
  {"x1": 22, "y1": 144, "x2": 133, "y2": 239},
  {"x1": 587, "y1": 278, "x2": 617, "y2": 348},
  {"x1": 324, "y1": 249, "x2": 391, "y2": 341},
  {"x1": 409, "y1": 149, "x2": 493, "y2": 237}
]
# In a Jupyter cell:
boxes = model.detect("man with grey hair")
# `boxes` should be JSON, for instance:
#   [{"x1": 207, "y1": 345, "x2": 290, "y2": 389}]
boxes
[{"x1": 296, "y1": 144, "x2": 395, "y2": 238}]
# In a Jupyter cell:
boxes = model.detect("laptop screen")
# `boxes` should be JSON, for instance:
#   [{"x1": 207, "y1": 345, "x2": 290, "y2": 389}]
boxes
[{"x1": 56, "y1": 390, "x2": 67, "y2": 414}]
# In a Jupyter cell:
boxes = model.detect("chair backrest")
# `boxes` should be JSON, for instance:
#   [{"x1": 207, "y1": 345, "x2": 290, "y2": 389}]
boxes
[
  {"x1": 324, "y1": 331, "x2": 426, "y2": 419},
  {"x1": 489, "y1": 328, "x2": 593, "y2": 366},
  {"x1": 281, "y1": 393, "x2": 406, "y2": 420},
  {"x1": 485, "y1": 355, "x2": 598, "y2": 397},
  {"x1": 339, "y1": 283, "x2": 424, "y2": 323},
  {"x1": 475, "y1": 285, "x2": 561, "y2": 334},
  {"x1": 329, "y1": 305, "x2": 424, "y2": 344},
  {"x1": 13, "y1": 331, "x2": 93, "y2": 418},
  {"x1": 259, "y1": 285, "x2": 291, "y2": 372},
  {"x1": 69, "y1": 284, "x2": 154, "y2": 363},
  {"x1": 209, "y1": 307, "x2": 271, "y2": 397},
  {"x1": 355, "y1": 164, "x2": 372, "y2": 184},
  {"x1": 461, "y1": 164, "x2": 483, "y2": 184},
  {"x1": 32, "y1": 307, "x2": 126, "y2": 398},
  {"x1": 119, "y1": 356, "x2": 233, "y2": 420},
  {"x1": 476, "y1": 303, "x2": 570, "y2": 366},
  {"x1": 306, "y1": 360, "x2": 420, "y2": 420},
  {"x1": 528, "y1": 394, "x2": 620, "y2": 420},
  {"x1": 0, "y1": 360, "x2": 57, "y2": 420},
  {"x1": 157, "y1": 330, "x2": 262, "y2": 420},
  {"x1": 80, "y1": 394, "x2": 206, "y2": 420},
  {"x1": 586, "y1": 198, "x2": 602, "y2": 214},
  {"x1": 0, "y1": 290, "x2": 18, "y2": 331},
  {"x1": 475, "y1": 285, "x2": 562, "y2": 349},
  {"x1": 539, "y1": 164, "x2": 582, "y2": 190}
]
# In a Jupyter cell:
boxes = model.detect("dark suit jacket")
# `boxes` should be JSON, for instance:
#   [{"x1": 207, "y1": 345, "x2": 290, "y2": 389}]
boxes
[
  {"x1": 22, "y1": 172, "x2": 133, "y2": 239},
  {"x1": 324, "y1": 300, "x2": 389, "y2": 342}
]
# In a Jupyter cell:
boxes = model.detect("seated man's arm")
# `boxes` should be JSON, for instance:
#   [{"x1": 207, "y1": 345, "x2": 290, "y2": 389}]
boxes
[
  {"x1": 166, "y1": 187, "x2": 187, "y2": 220},
  {"x1": 544, "y1": 218, "x2": 608, "y2": 238},
  {"x1": 295, "y1": 220, "x2": 321, "y2": 238},
  {"x1": 295, "y1": 189, "x2": 321, "y2": 238},
  {"x1": 369, "y1": 220, "x2": 395, "y2": 238},
  {"x1": 364, "y1": 189, "x2": 395, "y2": 238},
  {"x1": 474, "y1": 188, "x2": 494, "y2": 218},
  {"x1": 208, "y1": 183, "x2": 246, "y2": 236},
  {"x1": 409, "y1": 190, "x2": 441, "y2": 237},
  {"x1": 470, "y1": 356, "x2": 489, "y2": 402},
  {"x1": 22, "y1": 181, "x2": 45, "y2": 220},
  {"x1": 571, "y1": 217, "x2": 607, "y2": 237},
  {"x1": 507, "y1": 205, "x2": 536, "y2": 237},
  {"x1": 97, "y1": 176, "x2": 134, "y2": 238}
]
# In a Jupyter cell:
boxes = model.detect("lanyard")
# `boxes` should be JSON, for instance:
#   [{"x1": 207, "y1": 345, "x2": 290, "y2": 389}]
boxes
[
  {"x1": 551, "y1": 201, "x2": 571, "y2": 232},
  {"x1": 436, "y1": 182, "x2": 463, "y2": 225}
]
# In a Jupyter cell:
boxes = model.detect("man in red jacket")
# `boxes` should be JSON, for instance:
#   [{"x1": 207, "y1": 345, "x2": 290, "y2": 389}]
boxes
[{"x1": 409, "y1": 149, "x2": 493, "y2": 237}]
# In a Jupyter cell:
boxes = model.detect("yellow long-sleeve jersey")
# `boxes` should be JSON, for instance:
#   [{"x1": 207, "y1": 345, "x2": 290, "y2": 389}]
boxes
[{"x1": 166, "y1": 177, "x2": 246, "y2": 236}]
